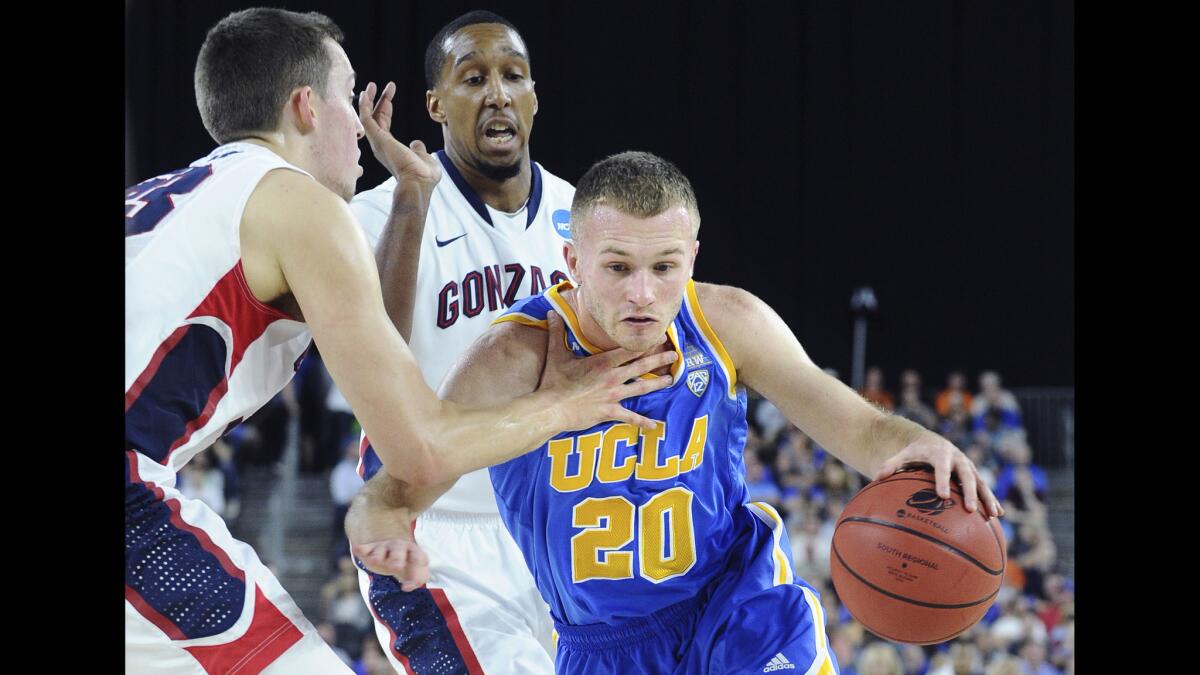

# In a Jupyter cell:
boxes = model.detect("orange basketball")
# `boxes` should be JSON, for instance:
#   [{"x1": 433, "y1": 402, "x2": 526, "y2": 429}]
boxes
[{"x1": 829, "y1": 467, "x2": 1006, "y2": 645}]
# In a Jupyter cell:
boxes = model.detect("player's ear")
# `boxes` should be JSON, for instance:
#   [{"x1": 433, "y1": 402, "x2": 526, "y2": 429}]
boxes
[
  {"x1": 427, "y1": 90, "x2": 446, "y2": 125},
  {"x1": 563, "y1": 242, "x2": 579, "y2": 280},
  {"x1": 689, "y1": 240, "x2": 700, "y2": 277},
  {"x1": 531, "y1": 85, "x2": 538, "y2": 117},
  {"x1": 293, "y1": 86, "x2": 318, "y2": 131}
]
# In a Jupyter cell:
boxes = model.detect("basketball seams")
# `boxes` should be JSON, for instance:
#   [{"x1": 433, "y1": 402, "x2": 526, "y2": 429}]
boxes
[
  {"x1": 834, "y1": 517, "x2": 1003, "y2": 576},
  {"x1": 830, "y1": 544, "x2": 1000, "y2": 611}
]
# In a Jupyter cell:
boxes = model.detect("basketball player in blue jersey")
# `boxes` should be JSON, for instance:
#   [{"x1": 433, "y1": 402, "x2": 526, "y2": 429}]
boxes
[
  {"x1": 125, "y1": 8, "x2": 675, "y2": 672},
  {"x1": 348, "y1": 11, "x2": 580, "y2": 673},
  {"x1": 348, "y1": 151, "x2": 1004, "y2": 674}
]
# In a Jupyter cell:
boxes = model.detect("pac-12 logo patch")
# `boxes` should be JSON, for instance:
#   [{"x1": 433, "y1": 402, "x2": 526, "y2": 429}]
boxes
[
  {"x1": 686, "y1": 369, "x2": 710, "y2": 397},
  {"x1": 552, "y1": 209, "x2": 571, "y2": 239}
]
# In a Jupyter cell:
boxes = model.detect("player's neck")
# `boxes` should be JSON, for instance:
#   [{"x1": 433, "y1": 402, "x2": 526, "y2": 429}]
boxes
[
  {"x1": 237, "y1": 136, "x2": 304, "y2": 171},
  {"x1": 445, "y1": 146, "x2": 532, "y2": 213},
  {"x1": 560, "y1": 287, "x2": 671, "y2": 356}
]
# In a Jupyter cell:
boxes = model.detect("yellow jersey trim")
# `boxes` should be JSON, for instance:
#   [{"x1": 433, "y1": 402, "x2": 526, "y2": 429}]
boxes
[
  {"x1": 491, "y1": 312, "x2": 548, "y2": 329},
  {"x1": 683, "y1": 280, "x2": 737, "y2": 398},
  {"x1": 545, "y1": 280, "x2": 683, "y2": 384}
]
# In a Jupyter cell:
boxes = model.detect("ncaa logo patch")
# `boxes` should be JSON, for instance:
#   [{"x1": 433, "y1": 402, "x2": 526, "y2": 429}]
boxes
[
  {"x1": 686, "y1": 369, "x2": 710, "y2": 397},
  {"x1": 552, "y1": 209, "x2": 571, "y2": 239}
]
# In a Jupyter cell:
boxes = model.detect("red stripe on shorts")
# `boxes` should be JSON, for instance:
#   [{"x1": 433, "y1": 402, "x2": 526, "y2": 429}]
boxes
[
  {"x1": 184, "y1": 585, "x2": 303, "y2": 674},
  {"x1": 126, "y1": 584, "x2": 187, "y2": 640},
  {"x1": 429, "y1": 588, "x2": 485, "y2": 675}
]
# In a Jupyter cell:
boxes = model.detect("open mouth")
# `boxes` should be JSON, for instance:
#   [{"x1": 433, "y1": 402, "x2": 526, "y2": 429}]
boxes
[
  {"x1": 483, "y1": 120, "x2": 516, "y2": 146},
  {"x1": 623, "y1": 317, "x2": 656, "y2": 326}
]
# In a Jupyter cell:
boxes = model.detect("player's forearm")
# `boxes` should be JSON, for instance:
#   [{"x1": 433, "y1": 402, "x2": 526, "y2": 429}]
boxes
[
  {"x1": 374, "y1": 183, "x2": 431, "y2": 341},
  {"x1": 389, "y1": 391, "x2": 564, "y2": 487}
]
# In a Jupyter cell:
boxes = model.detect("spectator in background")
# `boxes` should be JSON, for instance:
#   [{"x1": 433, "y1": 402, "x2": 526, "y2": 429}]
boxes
[
  {"x1": 1011, "y1": 522, "x2": 1058, "y2": 599},
  {"x1": 318, "y1": 621, "x2": 353, "y2": 667},
  {"x1": 210, "y1": 438, "x2": 241, "y2": 523},
  {"x1": 789, "y1": 502, "x2": 833, "y2": 581},
  {"x1": 322, "y1": 381, "x2": 358, "y2": 473},
  {"x1": 855, "y1": 642, "x2": 904, "y2": 675},
  {"x1": 973, "y1": 407, "x2": 1024, "y2": 458},
  {"x1": 928, "y1": 642, "x2": 983, "y2": 675},
  {"x1": 321, "y1": 556, "x2": 375, "y2": 658},
  {"x1": 1017, "y1": 640, "x2": 1061, "y2": 675},
  {"x1": 330, "y1": 434, "x2": 364, "y2": 561},
  {"x1": 936, "y1": 371, "x2": 975, "y2": 418},
  {"x1": 859, "y1": 366, "x2": 895, "y2": 410},
  {"x1": 744, "y1": 448, "x2": 783, "y2": 509},
  {"x1": 296, "y1": 348, "x2": 332, "y2": 474},
  {"x1": 897, "y1": 385, "x2": 938, "y2": 430},
  {"x1": 354, "y1": 635, "x2": 392, "y2": 675},
  {"x1": 820, "y1": 461, "x2": 859, "y2": 506},
  {"x1": 178, "y1": 448, "x2": 226, "y2": 517},
  {"x1": 940, "y1": 406, "x2": 973, "y2": 448},
  {"x1": 897, "y1": 643, "x2": 928, "y2": 675},
  {"x1": 983, "y1": 656, "x2": 1023, "y2": 675},
  {"x1": 754, "y1": 396, "x2": 790, "y2": 444},
  {"x1": 831, "y1": 623, "x2": 867, "y2": 674},
  {"x1": 971, "y1": 371, "x2": 1022, "y2": 429},
  {"x1": 994, "y1": 438, "x2": 1048, "y2": 504}
]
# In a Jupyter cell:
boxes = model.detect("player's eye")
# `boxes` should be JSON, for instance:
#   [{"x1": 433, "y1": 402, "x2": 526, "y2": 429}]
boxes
[
  {"x1": 465, "y1": 75, "x2": 484, "y2": 85},
  {"x1": 506, "y1": 72, "x2": 525, "y2": 81},
  {"x1": 608, "y1": 264, "x2": 628, "y2": 273}
]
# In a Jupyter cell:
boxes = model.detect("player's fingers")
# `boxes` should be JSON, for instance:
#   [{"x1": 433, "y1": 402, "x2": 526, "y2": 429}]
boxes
[
  {"x1": 618, "y1": 373, "x2": 674, "y2": 399},
  {"x1": 410, "y1": 139, "x2": 427, "y2": 154},
  {"x1": 613, "y1": 350, "x2": 678, "y2": 381},
  {"x1": 352, "y1": 544, "x2": 388, "y2": 574},
  {"x1": 977, "y1": 477, "x2": 1003, "y2": 519},
  {"x1": 381, "y1": 80, "x2": 397, "y2": 102},
  {"x1": 392, "y1": 543, "x2": 426, "y2": 591},
  {"x1": 358, "y1": 82, "x2": 378, "y2": 115},
  {"x1": 606, "y1": 405, "x2": 660, "y2": 431},
  {"x1": 934, "y1": 453, "x2": 953, "y2": 499},
  {"x1": 955, "y1": 456, "x2": 978, "y2": 513}
]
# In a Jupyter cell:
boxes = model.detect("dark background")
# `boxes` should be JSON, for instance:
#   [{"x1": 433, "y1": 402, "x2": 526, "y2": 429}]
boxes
[{"x1": 126, "y1": 0, "x2": 1073, "y2": 388}]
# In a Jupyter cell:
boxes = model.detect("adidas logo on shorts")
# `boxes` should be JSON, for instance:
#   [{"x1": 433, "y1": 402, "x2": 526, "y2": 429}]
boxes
[{"x1": 763, "y1": 653, "x2": 796, "y2": 672}]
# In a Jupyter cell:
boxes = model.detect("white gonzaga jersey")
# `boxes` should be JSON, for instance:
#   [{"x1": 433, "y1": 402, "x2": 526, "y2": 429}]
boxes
[
  {"x1": 350, "y1": 151, "x2": 574, "y2": 512},
  {"x1": 125, "y1": 143, "x2": 313, "y2": 485}
]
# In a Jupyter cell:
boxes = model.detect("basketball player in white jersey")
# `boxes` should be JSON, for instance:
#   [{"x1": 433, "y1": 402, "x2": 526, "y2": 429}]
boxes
[
  {"x1": 347, "y1": 11, "x2": 573, "y2": 673},
  {"x1": 125, "y1": 8, "x2": 675, "y2": 673}
]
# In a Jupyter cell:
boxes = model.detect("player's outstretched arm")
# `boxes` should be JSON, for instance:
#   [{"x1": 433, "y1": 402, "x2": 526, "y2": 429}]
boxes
[
  {"x1": 243, "y1": 179, "x2": 675, "y2": 487},
  {"x1": 698, "y1": 283, "x2": 1003, "y2": 519},
  {"x1": 346, "y1": 319, "x2": 550, "y2": 578}
]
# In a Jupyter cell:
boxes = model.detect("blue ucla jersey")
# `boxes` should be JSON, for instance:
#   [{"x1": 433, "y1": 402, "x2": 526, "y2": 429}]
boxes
[{"x1": 489, "y1": 279, "x2": 753, "y2": 626}]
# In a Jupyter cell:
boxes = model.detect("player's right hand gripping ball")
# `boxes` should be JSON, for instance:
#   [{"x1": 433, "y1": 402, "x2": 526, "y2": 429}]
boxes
[{"x1": 830, "y1": 467, "x2": 1006, "y2": 644}]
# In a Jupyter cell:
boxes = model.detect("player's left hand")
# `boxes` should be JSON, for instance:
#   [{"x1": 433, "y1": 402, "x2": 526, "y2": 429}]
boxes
[
  {"x1": 353, "y1": 535, "x2": 430, "y2": 592},
  {"x1": 346, "y1": 496, "x2": 430, "y2": 591},
  {"x1": 872, "y1": 433, "x2": 1005, "y2": 520},
  {"x1": 358, "y1": 81, "x2": 441, "y2": 190}
]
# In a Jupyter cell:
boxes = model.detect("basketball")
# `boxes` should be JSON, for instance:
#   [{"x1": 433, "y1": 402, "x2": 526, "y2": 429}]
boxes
[{"x1": 830, "y1": 467, "x2": 1006, "y2": 645}]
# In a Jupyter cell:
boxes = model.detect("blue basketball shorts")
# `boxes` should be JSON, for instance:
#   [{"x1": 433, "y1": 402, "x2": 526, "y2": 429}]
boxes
[{"x1": 553, "y1": 501, "x2": 839, "y2": 675}]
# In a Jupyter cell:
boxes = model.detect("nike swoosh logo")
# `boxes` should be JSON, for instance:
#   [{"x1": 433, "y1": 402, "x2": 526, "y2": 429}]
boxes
[{"x1": 435, "y1": 233, "x2": 468, "y2": 247}]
